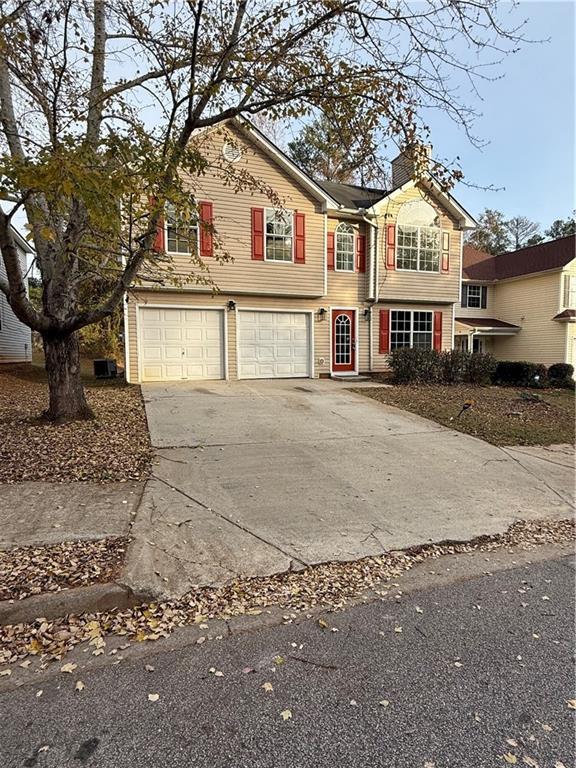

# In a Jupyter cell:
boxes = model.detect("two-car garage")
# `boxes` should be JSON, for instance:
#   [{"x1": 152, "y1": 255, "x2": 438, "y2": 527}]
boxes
[{"x1": 138, "y1": 306, "x2": 312, "y2": 382}]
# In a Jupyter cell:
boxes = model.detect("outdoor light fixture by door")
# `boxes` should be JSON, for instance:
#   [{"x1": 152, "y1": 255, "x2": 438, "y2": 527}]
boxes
[
  {"x1": 317, "y1": 307, "x2": 327, "y2": 320},
  {"x1": 227, "y1": 300, "x2": 236, "y2": 311}
]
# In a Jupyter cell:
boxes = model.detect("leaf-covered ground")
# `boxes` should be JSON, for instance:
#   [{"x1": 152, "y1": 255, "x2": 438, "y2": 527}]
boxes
[
  {"x1": 354, "y1": 384, "x2": 575, "y2": 446},
  {"x1": 0, "y1": 518, "x2": 572, "y2": 666},
  {"x1": 0, "y1": 537, "x2": 129, "y2": 601},
  {"x1": 0, "y1": 365, "x2": 152, "y2": 482}
]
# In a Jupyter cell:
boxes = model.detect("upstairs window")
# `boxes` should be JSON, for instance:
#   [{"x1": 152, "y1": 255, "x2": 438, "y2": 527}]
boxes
[
  {"x1": 265, "y1": 209, "x2": 293, "y2": 262},
  {"x1": 335, "y1": 223, "x2": 355, "y2": 271},
  {"x1": 396, "y1": 199, "x2": 440, "y2": 272},
  {"x1": 564, "y1": 275, "x2": 576, "y2": 308},
  {"x1": 166, "y1": 204, "x2": 198, "y2": 255},
  {"x1": 462, "y1": 284, "x2": 487, "y2": 309},
  {"x1": 466, "y1": 285, "x2": 482, "y2": 308}
]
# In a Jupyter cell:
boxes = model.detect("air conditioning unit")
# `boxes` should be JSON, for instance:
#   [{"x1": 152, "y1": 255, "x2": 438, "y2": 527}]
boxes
[{"x1": 93, "y1": 359, "x2": 118, "y2": 379}]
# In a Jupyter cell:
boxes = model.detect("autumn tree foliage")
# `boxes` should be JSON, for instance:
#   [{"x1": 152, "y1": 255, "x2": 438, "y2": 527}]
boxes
[{"x1": 0, "y1": 0, "x2": 525, "y2": 420}]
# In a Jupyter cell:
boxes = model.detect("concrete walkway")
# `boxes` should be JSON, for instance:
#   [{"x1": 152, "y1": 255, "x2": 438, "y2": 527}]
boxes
[
  {"x1": 0, "y1": 482, "x2": 143, "y2": 550},
  {"x1": 122, "y1": 380, "x2": 575, "y2": 598}
]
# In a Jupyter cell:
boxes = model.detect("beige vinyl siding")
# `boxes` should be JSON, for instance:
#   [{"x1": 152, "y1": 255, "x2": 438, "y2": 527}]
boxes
[
  {"x1": 326, "y1": 216, "x2": 370, "y2": 305},
  {"x1": 370, "y1": 303, "x2": 453, "y2": 373},
  {"x1": 127, "y1": 289, "x2": 373, "y2": 382},
  {"x1": 455, "y1": 283, "x2": 495, "y2": 319},
  {"x1": 491, "y1": 271, "x2": 566, "y2": 366},
  {"x1": 376, "y1": 184, "x2": 462, "y2": 304},
  {"x1": 0, "y1": 247, "x2": 32, "y2": 363},
  {"x1": 153, "y1": 125, "x2": 325, "y2": 298}
]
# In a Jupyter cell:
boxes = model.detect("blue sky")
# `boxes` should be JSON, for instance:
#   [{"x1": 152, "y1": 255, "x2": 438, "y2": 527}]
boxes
[{"x1": 429, "y1": 0, "x2": 575, "y2": 228}]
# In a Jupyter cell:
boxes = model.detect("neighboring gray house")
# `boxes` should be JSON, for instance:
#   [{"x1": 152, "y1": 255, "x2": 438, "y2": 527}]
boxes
[{"x1": 0, "y1": 226, "x2": 33, "y2": 363}]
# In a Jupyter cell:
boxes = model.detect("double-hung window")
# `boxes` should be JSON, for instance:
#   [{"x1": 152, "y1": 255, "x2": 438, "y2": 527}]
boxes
[
  {"x1": 391, "y1": 310, "x2": 433, "y2": 349},
  {"x1": 564, "y1": 275, "x2": 576, "y2": 308},
  {"x1": 396, "y1": 225, "x2": 440, "y2": 272},
  {"x1": 265, "y1": 209, "x2": 293, "y2": 262},
  {"x1": 466, "y1": 285, "x2": 482, "y2": 308},
  {"x1": 335, "y1": 223, "x2": 355, "y2": 271},
  {"x1": 166, "y1": 204, "x2": 198, "y2": 255}
]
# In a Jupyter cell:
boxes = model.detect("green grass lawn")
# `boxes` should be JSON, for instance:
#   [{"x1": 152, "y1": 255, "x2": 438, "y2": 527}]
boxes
[{"x1": 354, "y1": 384, "x2": 575, "y2": 446}]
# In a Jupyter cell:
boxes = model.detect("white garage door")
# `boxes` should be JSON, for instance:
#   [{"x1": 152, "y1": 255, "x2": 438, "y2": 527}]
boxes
[
  {"x1": 139, "y1": 307, "x2": 224, "y2": 381},
  {"x1": 238, "y1": 311, "x2": 311, "y2": 379}
]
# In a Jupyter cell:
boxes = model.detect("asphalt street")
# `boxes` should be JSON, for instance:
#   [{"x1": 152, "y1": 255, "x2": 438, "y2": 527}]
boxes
[{"x1": 1, "y1": 553, "x2": 574, "y2": 767}]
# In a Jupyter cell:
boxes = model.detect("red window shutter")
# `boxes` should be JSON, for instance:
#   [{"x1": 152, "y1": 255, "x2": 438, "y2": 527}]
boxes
[
  {"x1": 327, "y1": 231, "x2": 335, "y2": 270},
  {"x1": 441, "y1": 231, "x2": 450, "y2": 273},
  {"x1": 379, "y1": 309, "x2": 390, "y2": 354},
  {"x1": 149, "y1": 196, "x2": 165, "y2": 252},
  {"x1": 386, "y1": 224, "x2": 396, "y2": 270},
  {"x1": 199, "y1": 200, "x2": 213, "y2": 258},
  {"x1": 251, "y1": 207, "x2": 264, "y2": 260},
  {"x1": 433, "y1": 311, "x2": 443, "y2": 351},
  {"x1": 356, "y1": 234, "x2": 366, "y2": 273},
  {"x1": 294, "y1": 212, "x2": 305, "y2": 263}
]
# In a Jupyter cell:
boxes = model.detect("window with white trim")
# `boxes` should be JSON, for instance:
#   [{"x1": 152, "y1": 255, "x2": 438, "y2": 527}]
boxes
[
  {"x1": 396, "y1": 198, "x2": 441, "y2": 272},
  {"x1": 265, "y1": 209, "x2": 293, "y2": 262},
  {"x1": 166, "y1": 204, "x2": 198, "y2": 254},
  {"x1": 396, "y1": 225, "x2": 440, "y2": 271},
  {"x1": 335, "y1": 223, "x2": 355, "y2": 271},
  {"x1": 391, "y1": 310, "x2": 433, "y2": 349},
  {"x1": 466, "y1": 285, "x2": 482, "y2": 308},
  {"x1": 565, "y1": 274, "x2": 576, "y2": 308}
]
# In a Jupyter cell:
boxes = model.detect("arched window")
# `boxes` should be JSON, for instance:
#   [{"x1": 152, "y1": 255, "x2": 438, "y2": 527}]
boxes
[
  {"x1": 396, "y1": 199, "x2": 440, "y2": 272},
  {"x1": 335, "y1": 223, "x2": 355, "y2": 272}
]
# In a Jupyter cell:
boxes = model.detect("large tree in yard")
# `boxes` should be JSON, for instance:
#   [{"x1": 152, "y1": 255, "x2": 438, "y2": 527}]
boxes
[{"x1": 0, "y1": 0, "x2": 525, "y2": 421}]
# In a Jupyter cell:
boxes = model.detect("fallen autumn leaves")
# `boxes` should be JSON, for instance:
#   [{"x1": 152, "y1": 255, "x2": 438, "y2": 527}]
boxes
[
  {"x1": 0, "y1": 518, "x2": 573, "y2": 666},
  {"x1": 0, "y1": 367, "x2": 152, "y2": 483},
  {"x1": 0, "y1": 537, "x2": 129, "y2": 601}
]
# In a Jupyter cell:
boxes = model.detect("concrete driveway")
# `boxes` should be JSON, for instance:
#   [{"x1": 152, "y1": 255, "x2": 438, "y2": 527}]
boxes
[{"x1": 124, "y1": 380, "x2": 574, "y2": 598}]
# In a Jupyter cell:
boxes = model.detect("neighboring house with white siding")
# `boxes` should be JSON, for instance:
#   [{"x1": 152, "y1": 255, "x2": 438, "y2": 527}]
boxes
[
  {"x1": 0, "y1": 226, "x2": 33, "y2": 364},
  {"x1": 124, "y1": 117, "x2": 476, "y2": 383},
  {"x1": 455, "y1": 236, "x2": 576, "y2": 368}
]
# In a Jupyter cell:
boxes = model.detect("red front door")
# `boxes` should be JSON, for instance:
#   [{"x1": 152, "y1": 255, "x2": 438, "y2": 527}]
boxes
[{"x1": 331, "y1": 309, "x2": 356, "y2": 373}]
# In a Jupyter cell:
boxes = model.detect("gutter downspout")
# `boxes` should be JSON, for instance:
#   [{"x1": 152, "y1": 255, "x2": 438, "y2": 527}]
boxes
[{"x1": 362, "y1": 213, "x2": 378, "y2": 372}]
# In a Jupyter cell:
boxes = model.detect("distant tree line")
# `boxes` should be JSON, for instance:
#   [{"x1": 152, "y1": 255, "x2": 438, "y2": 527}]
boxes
[{"x1": 465, "y1": 209, "x2": 576, "y2": 255}]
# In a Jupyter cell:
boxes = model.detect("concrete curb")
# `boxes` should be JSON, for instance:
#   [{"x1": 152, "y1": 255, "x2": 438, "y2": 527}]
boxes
[{"x1": 0, "y1": 582, "x2": 148, "y2": 626}]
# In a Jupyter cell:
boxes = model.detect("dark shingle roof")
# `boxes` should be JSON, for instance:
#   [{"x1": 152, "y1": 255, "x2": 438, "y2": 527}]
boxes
[
  {"x1": 553, "y1": 309, "x2": 576, "y2": 321},
  {"x1": 316, "y1": 180, "x2": 388, "y2": 210},
  {"x1": 463, "y1": 235, "x2": 575, "y2": 282},
  {"x1": 457, "y1": 317, "x2": 520, "y2": 329}
]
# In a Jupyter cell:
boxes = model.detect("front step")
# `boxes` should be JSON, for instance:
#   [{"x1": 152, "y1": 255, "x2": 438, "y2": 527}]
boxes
[{"x1": 330, "y1": 374, "x2": 373, "y2": 382}]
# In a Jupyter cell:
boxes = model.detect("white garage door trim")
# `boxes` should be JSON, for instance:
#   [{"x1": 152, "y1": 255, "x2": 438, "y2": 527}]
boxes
[
  {"x1": 236, "y1": 308, "x2": 314, "y2": 380},
  {"x1": 137, "y1": 304, "x2": 228, "y2": 382}
]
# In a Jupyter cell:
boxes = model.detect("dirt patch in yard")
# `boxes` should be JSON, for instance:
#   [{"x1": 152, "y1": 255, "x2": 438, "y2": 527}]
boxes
[
  {"x1": 0, "y1": 537, "x2": 129, "y2": 601},
  {"x1": 0, "y1": 366, "x2": 152, "y2": 482},
  {"x1": 354, "y1": 384, "x2": 575, "y2": 446}
]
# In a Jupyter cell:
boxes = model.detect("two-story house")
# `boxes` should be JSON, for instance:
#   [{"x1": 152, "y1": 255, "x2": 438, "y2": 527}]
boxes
[
  {"x1": 455, "y1": 236, "x2": 576, "y2": 367},
  {"x1": 124, "y1": 118, "x2": 476, "y2": 383},
  {"x1": 0, "y1": 226, "x2": 33, "y2": 364}
]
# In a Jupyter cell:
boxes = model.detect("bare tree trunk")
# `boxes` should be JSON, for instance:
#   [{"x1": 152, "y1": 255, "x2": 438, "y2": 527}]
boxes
[{"x1": 42, "y1": 331, "x2": 94, "y2": 422}]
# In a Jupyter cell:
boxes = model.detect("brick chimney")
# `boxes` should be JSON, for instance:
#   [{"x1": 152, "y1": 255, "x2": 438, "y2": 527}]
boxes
[{"x1": 391, "y1": 145, "x2": 432, "y2": 188}]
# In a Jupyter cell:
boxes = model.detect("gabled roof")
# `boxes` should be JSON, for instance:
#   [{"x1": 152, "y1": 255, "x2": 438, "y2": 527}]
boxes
[
  {"x1": 231, "y1": 117, "x2": 340, "y2": 209},
  {"x1": 370, "y1": 177, "x2": 477, "y2": 229},
  {"x1": 463, "y1": 235, "x2": 576, "y2": 282},
  {"x1": 10, "y1": 225, "x2": 33, "y2": 254},
  {"x1": 222, "y1": 117, "x2": 476, "y2": 224},
  {"x1": 316, "y1": 180, "x2": 388, "y2": 210}
]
